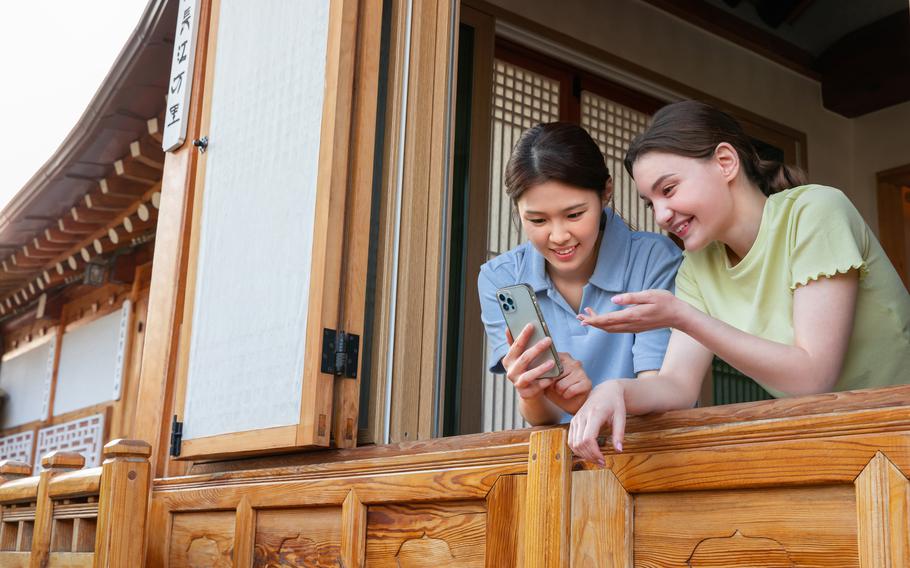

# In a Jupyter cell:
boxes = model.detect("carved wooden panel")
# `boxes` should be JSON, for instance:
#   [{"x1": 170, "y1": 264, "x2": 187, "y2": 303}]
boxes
[
  {"x1": 366, "y1": 501, "x2": 487, "y2": 567},
  {"x1": 253, "y1": 507, "x2": 342, "y2": 567},
  {"x1": 634, "y1": 485, "x2": 859, "y2": 567},
  {"x1": 169, "y1": 511, "x2": 234, "y2": 567}
]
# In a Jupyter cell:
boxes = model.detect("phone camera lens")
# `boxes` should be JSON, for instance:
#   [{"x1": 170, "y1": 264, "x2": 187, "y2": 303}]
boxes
[
  {"x1": 502, "y1": 303, "x2": 511, "y2": 311},
  {"x1": 506, "y1": 298, "x2": 514, "y2": 306},
  {"x1": 498, "y1": 293, "x2": 506, "y2": 302}
]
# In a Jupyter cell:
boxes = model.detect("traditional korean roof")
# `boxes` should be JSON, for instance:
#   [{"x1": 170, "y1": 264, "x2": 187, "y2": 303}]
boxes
[{"x1": 0, "y1": 0, "x2": 175, "y2": 321}]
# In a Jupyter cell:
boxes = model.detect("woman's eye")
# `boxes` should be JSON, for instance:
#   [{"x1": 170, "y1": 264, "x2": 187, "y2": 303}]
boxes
[
  {"x1": 644, "y1": 201, "x2": 653, "y2": 209},
  {"x1": 528, "y1": 218, "x2": 545, "y2": 225},
  {"x1": 567, "y1": 211, "x2": 583, "y2": 219},
  {"x1": 662, "y1": 185, "x2": 675, "y2": 196}
]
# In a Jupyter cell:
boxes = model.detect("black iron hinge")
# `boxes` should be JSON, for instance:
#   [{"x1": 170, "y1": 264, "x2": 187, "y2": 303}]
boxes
[
  {"x1": 321, "y1": 328, "x2": 360, "y2": 378},
  {"x1": 170, "y1": 415, "x2": 183, "y2": 457}
]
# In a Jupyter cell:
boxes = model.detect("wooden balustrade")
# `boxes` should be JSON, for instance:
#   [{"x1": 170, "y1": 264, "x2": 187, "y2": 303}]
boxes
[
  {"x1": 145, "y1": 385, "x2": 910, "y2": 567},
  {"x1": 0, "y1": 439, "x2": 151, "y2": 568}
]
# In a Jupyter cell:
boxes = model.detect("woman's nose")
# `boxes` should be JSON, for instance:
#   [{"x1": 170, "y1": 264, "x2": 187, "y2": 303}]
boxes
[
  {"x1": 654, "y1": 203, "x2": 673, "y2": 227},
  {"x1": 550, "y1": 222, "x2": 571, "y2": 243}
]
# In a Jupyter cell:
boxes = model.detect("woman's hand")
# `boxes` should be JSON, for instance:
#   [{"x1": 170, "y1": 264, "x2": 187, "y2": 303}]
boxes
[
  {"x1": 577, "y1": 289, "x2": 689, "y2": 333},
  {"x1": 568, "y1": 380, "x2": 628, "y2": 465},
  {"x1": 548, "y1": 353, "x2": 592, "y2": 409},
  {"x1": 502, "y1": 324, "x2": 557, "y2": 400}
]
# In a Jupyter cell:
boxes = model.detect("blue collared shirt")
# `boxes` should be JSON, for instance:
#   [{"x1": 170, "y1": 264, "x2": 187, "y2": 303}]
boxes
[{"x1": 478, "y1": 209, "x2": 682, "y2": 420}]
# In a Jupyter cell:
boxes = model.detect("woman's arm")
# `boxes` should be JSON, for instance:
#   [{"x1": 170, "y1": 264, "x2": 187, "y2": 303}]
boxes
[
  {"x1": 583, "y1": 270, "x2": 859, "y2": 395},
  {"x1": 569, "y1": 330, "x2": 713, "y2": 463}
]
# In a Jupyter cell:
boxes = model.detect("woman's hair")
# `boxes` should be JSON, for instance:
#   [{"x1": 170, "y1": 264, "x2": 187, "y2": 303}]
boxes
[
  {"x1": 623, "y1": 100, "x2": 806, "y2": 195},
  {"x1": 504, "y1": 122, "x2": 611, "y2": 202}
]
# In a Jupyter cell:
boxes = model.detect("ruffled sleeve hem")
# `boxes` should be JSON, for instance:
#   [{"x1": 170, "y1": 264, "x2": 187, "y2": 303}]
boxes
[{"x1": 790, "y1": 261, "x2": 868, "y2": 291}]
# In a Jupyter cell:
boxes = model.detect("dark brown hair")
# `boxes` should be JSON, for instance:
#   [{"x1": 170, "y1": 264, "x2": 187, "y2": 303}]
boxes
[
  {"x1": 624, "y1": 100, "x2": 806, "y2": 195},
  {"x1": 504, "y1": 122, "x2": 611, "y2": 202}
]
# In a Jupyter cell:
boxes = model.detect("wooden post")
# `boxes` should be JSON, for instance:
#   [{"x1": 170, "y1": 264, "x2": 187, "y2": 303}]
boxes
[
  {"x1": 93, "y1": 439, "x2": 152, "y2": 568},
  {"x1": 0, "y1": 460, "x2": 32, "y2": 485},
  {"x1": 524, "y1": 428, "x2": 571, "y2": 567},
  {"x1": 30, "y1": 451, "x2": 84, "y2": 568},
  {"x1": 855, "y1": 451, "x2": 910, "y2": 566}
]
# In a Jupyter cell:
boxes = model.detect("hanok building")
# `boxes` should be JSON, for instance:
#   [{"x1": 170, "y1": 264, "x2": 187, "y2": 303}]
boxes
[{"x1": 0, "y1": 0, "x2": 908, "y2": 566}]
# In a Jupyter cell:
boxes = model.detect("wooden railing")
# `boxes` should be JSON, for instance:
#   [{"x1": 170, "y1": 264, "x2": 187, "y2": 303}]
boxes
[
  {"x1": 146, "y1": 385, "x2": 910, "y2": 567},
  {"x1": 0, "y1": 439, "x2": 150, "y2": 568}
]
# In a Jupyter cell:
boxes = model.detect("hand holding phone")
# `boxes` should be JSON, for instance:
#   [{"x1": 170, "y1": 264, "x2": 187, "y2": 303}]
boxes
[{"x1": 497, "y1": 284, "x2": 563, "y2": 379}]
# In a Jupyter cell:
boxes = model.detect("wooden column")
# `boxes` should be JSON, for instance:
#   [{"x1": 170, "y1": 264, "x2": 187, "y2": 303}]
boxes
[
  {"x1": 524, "y1": 428, "x2": 571, "y2": 567},
  {"x1": 855, "y1": 451, "x2": 910, "y2": 566},
  {"x1": 93, "y1": 439, "x2": 152, "y2": 568},
  {"x1": 570, "y1": 468, "x2": 633, "y2": 567},
  {"x1": 341, "y1": 489, "x2": 367, "y2": 567},
  {"x1": 30, "y1": 451, "x2": 84, "y2": 568},
  {"x1": 0, "y1": 461, "x2": 32, "y2": 485}
]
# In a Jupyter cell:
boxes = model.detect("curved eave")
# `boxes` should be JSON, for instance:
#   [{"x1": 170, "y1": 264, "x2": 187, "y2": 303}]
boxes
[{"x1": 0, "y1": 0, "x2": 175, "y2": 247}]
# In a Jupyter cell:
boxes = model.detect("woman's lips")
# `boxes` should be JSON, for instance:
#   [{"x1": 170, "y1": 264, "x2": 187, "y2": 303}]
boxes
[{"x1": 551, "y1": 244, "x2": 578, "y2": 261}]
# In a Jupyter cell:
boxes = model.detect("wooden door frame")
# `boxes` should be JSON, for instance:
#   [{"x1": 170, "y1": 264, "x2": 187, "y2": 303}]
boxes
[{"x1": 877, "y1": 163, "x2": 910, "y2": 290}]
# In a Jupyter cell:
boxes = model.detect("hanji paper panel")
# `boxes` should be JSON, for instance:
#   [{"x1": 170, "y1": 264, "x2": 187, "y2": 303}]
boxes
[
  {"x1": 0, "y1": 338, "x2": 55, "y2": 428},
  {"x1": 34, "y1": 413, "x2": 105, "y2": 472},
  {"x1": 53, "y1": 303, "x2": 131, "y2": 416},
  {"x1": 182, "y1": 0, "x2": 330, "y2": 440}
]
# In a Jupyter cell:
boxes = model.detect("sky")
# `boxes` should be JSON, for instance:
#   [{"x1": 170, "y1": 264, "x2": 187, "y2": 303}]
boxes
[{"x1": 0, "y1": 1, "x2": 149, "y2": 214}]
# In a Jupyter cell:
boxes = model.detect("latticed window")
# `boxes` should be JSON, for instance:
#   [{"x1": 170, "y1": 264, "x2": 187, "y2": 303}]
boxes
[{"x1": 484, "y1": 59, "x2": 561, "y2": 431}]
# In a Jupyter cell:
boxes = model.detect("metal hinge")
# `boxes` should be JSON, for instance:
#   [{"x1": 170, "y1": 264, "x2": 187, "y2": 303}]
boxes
[
  {"x1": 170, "y1": 415, "x2": 183, "y2": 457},
  {"x1": 321, "y1": 328, "x2": 360, "y2": 378}
]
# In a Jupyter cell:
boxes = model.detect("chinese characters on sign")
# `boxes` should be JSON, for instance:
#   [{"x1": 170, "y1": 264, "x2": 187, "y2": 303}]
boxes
[{"x1": 163, "y1": 0, "x2": 201, "y2": 152}]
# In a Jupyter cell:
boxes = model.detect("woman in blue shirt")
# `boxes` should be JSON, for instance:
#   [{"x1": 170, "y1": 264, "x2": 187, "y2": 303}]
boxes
[{"x1": 478, "y1": 122, "x2": 682, "y2": 425}]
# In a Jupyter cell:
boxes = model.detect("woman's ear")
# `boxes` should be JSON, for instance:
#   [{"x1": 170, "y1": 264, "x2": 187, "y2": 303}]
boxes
[
  {"x1": 714, "y1": 142, "x2": 740, "y2": 182},
  {"x1": 603, "y1": 176, "x2": 614, "y2": 207}
]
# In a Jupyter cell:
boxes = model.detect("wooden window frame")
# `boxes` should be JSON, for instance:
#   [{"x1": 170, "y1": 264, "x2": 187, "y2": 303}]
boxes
[{"x1": 137, "y1": 0, "x2": 382, "y2": 467}]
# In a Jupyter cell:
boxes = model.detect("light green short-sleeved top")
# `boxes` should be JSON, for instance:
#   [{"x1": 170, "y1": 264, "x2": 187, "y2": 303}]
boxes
[{"x1": 676, "y1": 184, "x2": 910, "y2": 397}]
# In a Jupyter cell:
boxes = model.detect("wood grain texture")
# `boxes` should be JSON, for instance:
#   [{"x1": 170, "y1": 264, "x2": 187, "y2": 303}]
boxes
[
  {"x1": 485, "y1": 474, "x2": 525, "y2": 567},
  {"x1": 132, "y1": 0, "x2": 212, "y2": 479},
  {"x1": 607, "y1": 432, "x2": 910, "y2": 492},
  {"x1": 366, "y1": 501, "x2": 487, "y2": 567},
  {"x1": 232, "y1": 497, "x2": 253, "y2": 568},
  {"x1": 524, "y1": 428, "x2": 570, "y2": 567},
  {"x1": 92, "y1": 440, "x2": 151, "y2": 568},
  {"x1": 331, "y1": 0, "x2": 384, "y2": 451},
  {"x1": 30, "y1": 452, "x2": 83, "y2": 568},
  {"x1": 855, "y1": 451, "x2": 910, "y2": 567},
  {"x1": 341, "y1": 490, "x2": 366, "y2": 568},
  {"x1": 253, "y1": 507, "x2": 341, "y2": 567},
  {"x1": 296, "y1": 0, "x2": 360, "y2": 449},
  {"x1": 570, "y1": 468, "x2": 631, "y2": 568},
  {"x1": 168, "y1": 511, "x2": 234, "y2": 568},
  {"x1": 634, "y1": 485, "x2": 859, "y2": 567},
  {"x1": 48, "y1": 468, "x2": 101, "y2": 500}
]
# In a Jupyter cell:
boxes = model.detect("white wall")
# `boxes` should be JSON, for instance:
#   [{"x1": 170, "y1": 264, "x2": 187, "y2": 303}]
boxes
[{"x1": 486, "y1": 0, "x2": 908, "y2": 232}]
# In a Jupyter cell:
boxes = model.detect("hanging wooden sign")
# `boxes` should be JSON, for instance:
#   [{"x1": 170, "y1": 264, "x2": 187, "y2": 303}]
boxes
[{"x1": 162, "y1": 0, "x2": 201, "y2": 152}]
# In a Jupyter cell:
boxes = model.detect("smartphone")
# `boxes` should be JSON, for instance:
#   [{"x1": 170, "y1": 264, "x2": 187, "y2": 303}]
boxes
[{"x1": 496, "y1": 284, "x2": 563, "y2": 378}]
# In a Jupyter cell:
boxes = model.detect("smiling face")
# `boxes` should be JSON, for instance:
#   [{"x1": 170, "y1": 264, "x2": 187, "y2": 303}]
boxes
[
  {"x1": 631, "y1": 148, "x2": 737, "y2": 251},
  {"x1": 516, "y1": 180, "x2": 607, "y2": 282}
]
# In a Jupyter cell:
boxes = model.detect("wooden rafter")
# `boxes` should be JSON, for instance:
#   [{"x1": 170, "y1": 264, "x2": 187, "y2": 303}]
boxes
[{"x1": 0, "y1": 119, "x2": 164, "y2": 320}]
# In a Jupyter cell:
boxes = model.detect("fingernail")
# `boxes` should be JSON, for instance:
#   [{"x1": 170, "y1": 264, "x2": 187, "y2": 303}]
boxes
[
  {"x1": 615, "y1": 442, "x2": 623, "y2": 452},
  {"x1": 611, "y1": 295, "x2": 621, "y2": 303}
]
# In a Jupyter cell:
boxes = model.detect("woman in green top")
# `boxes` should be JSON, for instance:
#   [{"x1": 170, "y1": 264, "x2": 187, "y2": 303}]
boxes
[{"x1": 569, "y1": 100, "x2": 910, "y2": 464}]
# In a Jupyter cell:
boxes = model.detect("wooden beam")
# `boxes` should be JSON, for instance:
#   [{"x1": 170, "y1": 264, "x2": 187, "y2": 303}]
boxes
[
  {"x1": 30, "y1": 451, "x2": 85, "y2": 568},
  {"x1": 93, "y1": 439, "x2": 152, "y2": 567}
]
